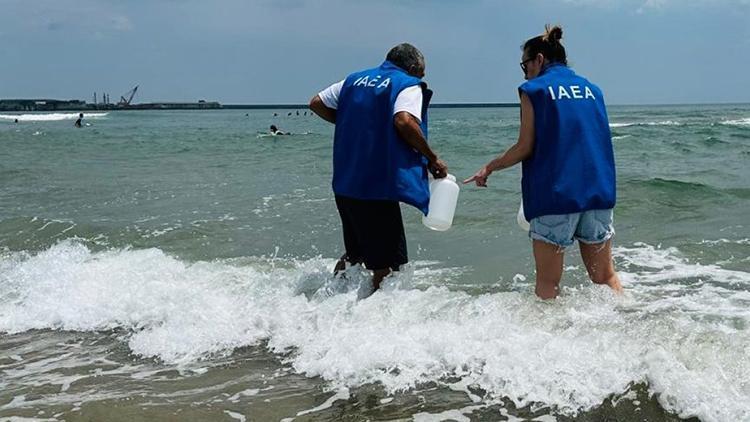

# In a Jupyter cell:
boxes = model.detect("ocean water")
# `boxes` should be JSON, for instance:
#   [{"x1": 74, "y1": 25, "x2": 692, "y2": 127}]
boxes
[{"x1": 1, "y1": 105, "x2": 749, "y2": 422}]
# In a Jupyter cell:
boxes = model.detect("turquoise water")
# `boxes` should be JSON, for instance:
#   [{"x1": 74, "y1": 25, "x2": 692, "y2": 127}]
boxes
[{"x1": 1, "y1": 106, "x2": 749, "y2": 421}]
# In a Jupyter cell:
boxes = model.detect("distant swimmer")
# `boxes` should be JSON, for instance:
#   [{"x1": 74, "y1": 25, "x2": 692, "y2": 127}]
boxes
[
  {"x1": 14, "y1": 118, "x2": 18, "y2": 123},
  {"x1": 287, "y1": 112, "x2": 292, "y2": 116},
  {"x1": 74, "y1": 113, "x2": 83, "y2": 128},
  {"x1": 296, "y1": 110, "x2": 300, "y2": 116},
  {"x1": 273, "y1": 112, "x2": 278, "y2": 117},
  {"x1": 270, "y1": 124, "x2": 287, "y2": 135}
]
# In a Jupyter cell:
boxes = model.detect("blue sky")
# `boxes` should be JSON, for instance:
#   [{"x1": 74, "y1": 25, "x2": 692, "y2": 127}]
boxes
[{"x1": 1, "y1": 0, "x2": 748, "y2": 104}]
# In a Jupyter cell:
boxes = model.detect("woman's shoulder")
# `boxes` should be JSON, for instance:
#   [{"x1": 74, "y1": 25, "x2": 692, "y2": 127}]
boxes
[{"x1": 518, "y1": 76, "x2": 549, "y2": 94}]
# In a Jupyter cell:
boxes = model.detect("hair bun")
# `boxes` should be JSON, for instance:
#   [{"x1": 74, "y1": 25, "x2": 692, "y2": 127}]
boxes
[{"x1": 543, "y1": 24, "x2": 563, "y2": 44}]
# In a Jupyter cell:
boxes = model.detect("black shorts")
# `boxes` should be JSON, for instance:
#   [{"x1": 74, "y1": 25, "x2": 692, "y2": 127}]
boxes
[{"x1": 334, "y1": 195, "x2": 407, "y2": 271}]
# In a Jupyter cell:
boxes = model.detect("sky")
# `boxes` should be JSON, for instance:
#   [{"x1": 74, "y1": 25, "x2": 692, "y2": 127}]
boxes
[{"x1": 1, "y1": 0, "x2": 748, "y2": 105}]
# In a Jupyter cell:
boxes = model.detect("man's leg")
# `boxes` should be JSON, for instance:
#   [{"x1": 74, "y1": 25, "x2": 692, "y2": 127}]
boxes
[
  {"x1": 579, "y1": 240, "x2": 622, "y2": 293},
  {"x1": 360, "y1": 199, "x2": 406, "y2": 296},
  {"x1": 334, "y1": 255, "x2": 347, "y2": 274},
  {"x1": 371, "y1": 268, "x2": 392, "y2": 292},
  {"x1": 334, "y1": 196, "x2": 363, "y2": 276},
  {"x1": 532, "y1": 240, "x2": 565, "y2": 299},
  {"x1": 334, "y1": 254, "x2": 361, "y2": 274}
]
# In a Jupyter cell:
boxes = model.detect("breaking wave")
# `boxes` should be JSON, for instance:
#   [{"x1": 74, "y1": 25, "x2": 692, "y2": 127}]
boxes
[
  {"x1": 1, "y1": 240, "x2": 749, "y2": 420},
  {"x1": 0, "y1": 113, "x2": 108, "y2": 122}
]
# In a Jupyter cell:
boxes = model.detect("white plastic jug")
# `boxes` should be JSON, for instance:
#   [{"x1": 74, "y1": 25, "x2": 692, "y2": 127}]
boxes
[
  {"x1": 422, "y1": 174, "x2": 460, "y2": 231},
  {"x1": 517, "y1": 202, "x2": 530, "y2": 231}
]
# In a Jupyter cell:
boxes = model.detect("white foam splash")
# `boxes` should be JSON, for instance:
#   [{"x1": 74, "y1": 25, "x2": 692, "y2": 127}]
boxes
[
  {"x1": 699, "y1": 238, "x2": 750, "y2": 246},
  {"x1": 0, "y1": 113, "x2": 108, "y2": 122},
  {"x1": 413, "y1": 404, "x2": 488, "y2": 422},
  {"x1": 1, "y1": 240, "x2": 749, "y2": 421},
  {"x1": 615, "y1": 242, "x2": 750, "y2": 285},
  {"x1": 227, "y1": 388, "x2": 260, "y2": 403},
  {"x1": 223, "y1": 410, "x2": 246, "y2": 422},
  {"x1": 609, "y1": 121, "x2": 682, "y2": 128},
  {"x1": 295, "y1": 388, "x2": 350, "y2": 417},
  {"x1": 719, "y1": 117, "x2": 750, "y2": 126}
]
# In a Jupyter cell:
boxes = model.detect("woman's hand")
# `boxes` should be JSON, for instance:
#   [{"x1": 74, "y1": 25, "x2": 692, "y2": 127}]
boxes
[
  {"x1": 463, "y1": 165, "x2": 492, "y2": 187},
  {"x1": 462, "y1": 92, "x2": 534, "y2": 188}
]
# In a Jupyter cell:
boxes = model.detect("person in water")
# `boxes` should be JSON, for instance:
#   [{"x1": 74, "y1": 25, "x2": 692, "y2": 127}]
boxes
[
  {"x1": 465, "y1": 25, "x2": 622, "y2": 299},
  {"x1": 310, "y1": 43, "x2": 448, "y2": 295},
  {"x1": 74, "y1": 113, "x2": 83, "y2": 128},
  {"x1": 269, "y1": 125, "x2": 286, "y2": 135}
]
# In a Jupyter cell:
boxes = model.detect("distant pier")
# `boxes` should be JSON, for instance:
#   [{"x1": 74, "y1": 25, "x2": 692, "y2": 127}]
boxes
[
  {"x1": 0, "y1": 99, "x2": 88, "y2": 112},
  {"x1": 0, "y1": 99, "x2": 221, "y2": 112}
]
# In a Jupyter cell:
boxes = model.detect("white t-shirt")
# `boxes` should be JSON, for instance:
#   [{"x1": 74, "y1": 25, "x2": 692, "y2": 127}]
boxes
[{"x1": 318, "y1": 80, "x2": 423, "y2": 122}]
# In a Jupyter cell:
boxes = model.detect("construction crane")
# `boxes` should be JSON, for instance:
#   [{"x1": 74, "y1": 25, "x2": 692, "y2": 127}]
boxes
[{"x1": 118, "y1": 85, "x2": 138, "y2": 106}]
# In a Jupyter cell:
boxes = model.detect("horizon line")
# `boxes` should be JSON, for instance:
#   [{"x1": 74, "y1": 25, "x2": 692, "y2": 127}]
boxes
[{"x1": 222, "y1": 100, "x2": 750, "y2": 108}]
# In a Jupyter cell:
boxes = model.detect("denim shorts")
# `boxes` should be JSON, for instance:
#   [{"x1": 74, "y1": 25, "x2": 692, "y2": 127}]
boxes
[{"x1": 529, "y1": 209, "x2": 615, "y2": 248}]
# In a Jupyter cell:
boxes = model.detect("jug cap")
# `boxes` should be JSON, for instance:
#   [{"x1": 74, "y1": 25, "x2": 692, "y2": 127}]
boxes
[{"x1": 428, "y1": 174, "x2": 457, "y2": 184}]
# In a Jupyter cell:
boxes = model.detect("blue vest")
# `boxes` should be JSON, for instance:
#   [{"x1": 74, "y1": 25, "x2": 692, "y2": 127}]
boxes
[
  {"x1": 518, "y1": 64, "x2": 616, "y2": 220},
  {"x1": 333, "y1": 61, "x2": 433, "y2": 214}
]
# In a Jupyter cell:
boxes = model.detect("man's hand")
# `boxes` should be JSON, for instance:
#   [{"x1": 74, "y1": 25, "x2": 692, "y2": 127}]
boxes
[
  {"x1": 463, "y1": 165, "x2": 492, "y2": 187},
  {"x1": 428, "y1": 158, "x2": 448, "y2": 179}
]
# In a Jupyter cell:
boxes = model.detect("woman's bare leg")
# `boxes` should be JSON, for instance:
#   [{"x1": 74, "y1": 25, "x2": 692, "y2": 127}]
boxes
[
  {"x1": 579, "y1": 240, "x2": 622, "y2": 293},
  {"x1": 533, "y1": 240, "x2": 565, "y2": 299}
]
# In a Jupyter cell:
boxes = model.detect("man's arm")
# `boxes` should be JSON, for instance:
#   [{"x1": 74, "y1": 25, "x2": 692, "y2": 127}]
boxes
[
  {"x1": 309, "y1": 95, "x2": 336, "y2": 124},
  {"x1": 393, "y1": 111, "x2": 447, "y2": 178}
]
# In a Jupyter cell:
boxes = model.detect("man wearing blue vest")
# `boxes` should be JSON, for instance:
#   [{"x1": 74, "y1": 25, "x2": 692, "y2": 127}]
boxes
[
  {"x1": 309, "y1": 43, "x2": 448, "y2": 295},
  {"x1": 465, "y1": 25, "x2": 622, "y2": 299}
]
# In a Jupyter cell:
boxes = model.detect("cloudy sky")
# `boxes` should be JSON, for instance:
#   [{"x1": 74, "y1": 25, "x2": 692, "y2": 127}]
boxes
[{"x1": 1, "y1": 0, "x2": 748, "y2": 104}]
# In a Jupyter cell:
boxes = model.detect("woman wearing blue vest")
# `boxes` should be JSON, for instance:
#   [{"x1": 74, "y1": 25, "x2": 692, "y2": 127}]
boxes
[{"x1": 465, "y1": 25, "x2": 622, "y2": 299}]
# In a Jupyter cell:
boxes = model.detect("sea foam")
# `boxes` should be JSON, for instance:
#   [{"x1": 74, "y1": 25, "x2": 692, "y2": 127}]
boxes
[
  {"x1": 609, "y1": 121, "x2": 682, "y2": 128},
  {"x1": 0, "y1": 113, "x2": 108, "y2": 122},
  {"x1": 720, "y1": 117, "x2": 750, "y2": 126},
  {"x1": 1, "y1": 239, "x2": 748, "y2": 421}
]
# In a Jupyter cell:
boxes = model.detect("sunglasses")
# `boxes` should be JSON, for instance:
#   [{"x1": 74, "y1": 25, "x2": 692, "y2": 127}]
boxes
[{"x1": 520, "y1": 56, "x2": 536, "y2": 72}]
